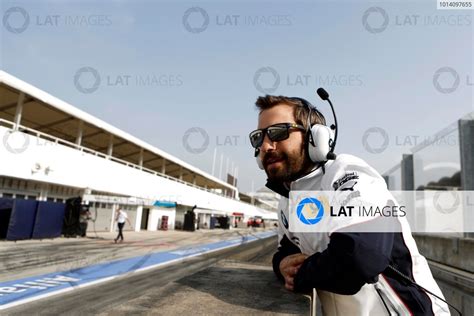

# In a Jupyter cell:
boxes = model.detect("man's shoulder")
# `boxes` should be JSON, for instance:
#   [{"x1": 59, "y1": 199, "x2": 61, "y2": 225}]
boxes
[
  {"x1": 331, "y1": 153, "x2": 371, "y2": 169},
  {"x1": 323, "y1": 153, "x2": 384, "y2": 190},
  {"x1": 325, "y1": 153, "x2": 379, "y2": 175}
]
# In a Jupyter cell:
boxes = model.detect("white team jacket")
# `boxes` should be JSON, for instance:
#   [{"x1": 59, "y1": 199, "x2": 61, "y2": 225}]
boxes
[{"x1": 270, "y1": 154, "x2": 450, "y2": 316}]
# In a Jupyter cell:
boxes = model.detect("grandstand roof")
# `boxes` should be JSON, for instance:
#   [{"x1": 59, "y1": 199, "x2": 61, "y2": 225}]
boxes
[{"x1": 0, "y1": 71, "x2": 236, "y2": 194}]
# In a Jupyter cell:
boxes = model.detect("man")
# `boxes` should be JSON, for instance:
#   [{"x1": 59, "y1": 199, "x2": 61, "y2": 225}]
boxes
[
  {"x1": 79, "y1": 207, "x2": 91, "y2": 237},
  {"x1": 250, "y1": 95, "x2": 449, "y2": 315},
  {"x1": 114, "y1": 207, "x2": 132, "y2": 243}
]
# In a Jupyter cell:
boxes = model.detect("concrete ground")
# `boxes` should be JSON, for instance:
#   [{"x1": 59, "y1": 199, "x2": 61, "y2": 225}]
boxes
[
  {"x1": 0, "y1": 228, "x2": 271, "y2": 282},
  {"x1": 97, "y1": 260, "x2": 311, "y2": 316},
  {"x1": 2, "y1": 228, "x2": 313, "y2": 315}
]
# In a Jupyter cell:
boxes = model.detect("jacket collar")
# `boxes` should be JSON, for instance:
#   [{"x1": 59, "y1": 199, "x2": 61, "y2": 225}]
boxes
[{"x1": 265, "y1": 180, "x2": 290, "y2": 198}]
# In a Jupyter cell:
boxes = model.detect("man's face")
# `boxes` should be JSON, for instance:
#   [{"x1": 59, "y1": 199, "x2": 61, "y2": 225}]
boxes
[{"x1": 257, "y1": 103, "x2": 311, "y2": 183}]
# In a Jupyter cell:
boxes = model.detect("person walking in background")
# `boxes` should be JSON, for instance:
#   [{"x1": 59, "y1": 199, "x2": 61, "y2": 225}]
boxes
[{"x1": 114, "y1": 207, "x2": 131, "y2": 243}]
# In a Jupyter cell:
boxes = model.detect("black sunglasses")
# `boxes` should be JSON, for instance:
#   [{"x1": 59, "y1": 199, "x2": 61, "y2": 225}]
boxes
[{"x1": 249, "y1": 123, "x2": 305, "y2": 149}]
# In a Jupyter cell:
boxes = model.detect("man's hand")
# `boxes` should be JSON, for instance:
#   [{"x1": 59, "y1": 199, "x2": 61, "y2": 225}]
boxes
[{"x1": 279, "y1": 253, "x2": 308, "y2": 291}]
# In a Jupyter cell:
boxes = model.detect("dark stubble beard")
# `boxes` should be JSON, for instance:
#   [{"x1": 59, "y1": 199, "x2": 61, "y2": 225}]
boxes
[{"x1": 264, "y1": 143, "x2": 314, "y2": 184}]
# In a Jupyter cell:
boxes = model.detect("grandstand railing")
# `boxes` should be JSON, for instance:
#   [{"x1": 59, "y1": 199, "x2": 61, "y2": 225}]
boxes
[{"x1": 0, "y1": 118, "x2": 237, "y2": 201}]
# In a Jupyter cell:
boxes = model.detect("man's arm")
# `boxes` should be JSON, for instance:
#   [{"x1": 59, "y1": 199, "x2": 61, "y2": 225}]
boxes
[
  {"x1": 293, "y1": 231, "x2": 394, "y2": 295},
  {"x1": 272, "y1": 234, "x2": 302, "y2": 281},
  {"x1": 293, "y1": 154, "x2": 396, "y2": 294}
]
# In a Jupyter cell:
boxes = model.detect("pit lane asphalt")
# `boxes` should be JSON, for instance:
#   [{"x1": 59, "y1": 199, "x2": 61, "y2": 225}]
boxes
[{"x1": 3, "y1": 231, "x2": 310, "y2": 315}]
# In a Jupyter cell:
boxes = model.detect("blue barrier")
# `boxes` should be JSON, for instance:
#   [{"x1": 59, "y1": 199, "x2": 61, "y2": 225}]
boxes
[
  {"x1": 0, "y1": 198, "x2": 14, "y2": 239},
  {"x1": 6, "y1": 199, "x2": 38, "y2": 241},
  {"x1": 32, "y1": 201, "x2": 66, "y2": 239}
]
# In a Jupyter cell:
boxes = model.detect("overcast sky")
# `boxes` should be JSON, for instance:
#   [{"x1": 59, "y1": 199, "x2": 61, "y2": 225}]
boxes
[{"x1": 1, "y1": 0, "x2": 472, "y2": 193}]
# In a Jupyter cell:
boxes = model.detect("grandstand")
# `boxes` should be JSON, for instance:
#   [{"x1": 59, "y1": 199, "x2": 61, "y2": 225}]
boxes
[{"x1": 0, "y1": 71, "x2": 276, "y2": 234}]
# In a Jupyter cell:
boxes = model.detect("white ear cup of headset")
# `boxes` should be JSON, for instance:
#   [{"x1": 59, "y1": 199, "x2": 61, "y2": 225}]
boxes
[
  {"x1": 308, "y1": 124, "x2": 334, "y2": 163},
  {"x1": 256, "y1": 156, "x2": 264, "y2": 170},
  {"x1": 255, "y1": 149, "x2": 264, "y2": 170}
]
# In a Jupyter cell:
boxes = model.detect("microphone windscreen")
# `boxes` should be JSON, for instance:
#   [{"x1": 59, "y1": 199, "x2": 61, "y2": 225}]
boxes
[
  {"x1": 317, "y1": 88, "x2": 329, "y2": 101},
  {"x1": 326, "y1": 152, "x2": 337, "y2": 160}
]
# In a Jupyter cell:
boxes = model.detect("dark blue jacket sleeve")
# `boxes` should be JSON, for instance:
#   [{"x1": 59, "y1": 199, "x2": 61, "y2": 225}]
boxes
[
  {"x1": 272, "y1": 234, "x2": 301, "y2": 281},
  {"x1": 293, "y1": 231, "x2": 394, "y2": 295}
]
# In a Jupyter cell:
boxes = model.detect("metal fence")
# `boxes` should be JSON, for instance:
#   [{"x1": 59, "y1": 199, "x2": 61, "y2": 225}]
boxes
[{"x1": 383, "y1": 112, "x2": 474, "y2": 238}]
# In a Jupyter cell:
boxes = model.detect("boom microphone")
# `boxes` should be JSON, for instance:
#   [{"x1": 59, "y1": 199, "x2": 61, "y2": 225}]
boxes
[
  {"x1": 316, "y1": 88, "x2": 329, "y2": 101},
  {"x1": 317, "y1": 88, "x2": 338, "y2": 159}
]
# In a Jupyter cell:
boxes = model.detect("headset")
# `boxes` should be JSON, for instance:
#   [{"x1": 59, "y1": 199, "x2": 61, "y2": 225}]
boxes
[{"x1": 255, "y1": 88, "x2": 338, "y2": 170}]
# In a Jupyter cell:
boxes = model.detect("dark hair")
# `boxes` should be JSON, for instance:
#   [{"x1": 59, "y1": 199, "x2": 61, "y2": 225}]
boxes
[{"x1": 255, "y1": 95, "x2": 326, "y2": 130}]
